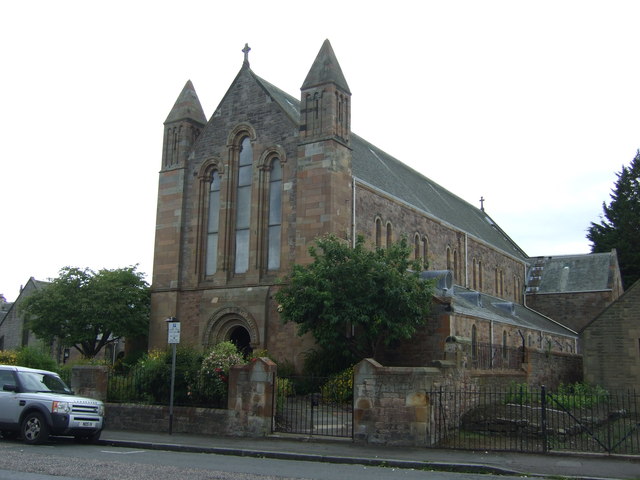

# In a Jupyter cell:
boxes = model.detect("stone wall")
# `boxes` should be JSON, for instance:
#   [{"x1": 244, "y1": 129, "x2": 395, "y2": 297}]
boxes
[
  {"x1": 582, "y1": 281, "x2": 640, "y2": 391},
  {"x1": 71, "y1": 365, "x2": 109, "y2": 401},
  {"x1": 353, "y1": 358, "x2": 455, "y2": 446},
  {"x1": 105, "y1": 358, "x2": 276, "y2": 437},
  {"x1": 526, "y1": 291, "x2": 615, "y2": 333},
  {"x1": 523, "y1": 349, "x2": 583, "y2": 389}
]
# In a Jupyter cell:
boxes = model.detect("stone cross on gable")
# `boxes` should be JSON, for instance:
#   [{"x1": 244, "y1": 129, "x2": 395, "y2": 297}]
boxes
[
  {"x1": 242, "y1": 43, "x2": 251, "y2": 66},
  {"x1": 480, "y1": 196, "x2": 485, "y2": 211}
]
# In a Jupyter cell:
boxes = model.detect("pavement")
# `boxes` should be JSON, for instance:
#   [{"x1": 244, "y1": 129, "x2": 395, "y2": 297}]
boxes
[{"x1": 100, "y1": 429, "x2": 640, "y2": 479}]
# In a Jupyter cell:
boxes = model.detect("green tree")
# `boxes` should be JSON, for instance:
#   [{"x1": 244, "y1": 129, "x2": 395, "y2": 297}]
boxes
[
  {"x1": 20, "y1": 266, "x2": 150, "y2": 358},
  {"x1": 587, "y1": 150, "x2": 640, "y2": 288},
  {"x1": 275, "y1": 235, "x2": 433, "y2": 367}
]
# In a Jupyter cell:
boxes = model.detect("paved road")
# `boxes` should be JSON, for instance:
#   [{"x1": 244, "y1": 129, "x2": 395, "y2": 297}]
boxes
[{"x1": 0, "y1": 438, "x2": 531, "y2": 480}]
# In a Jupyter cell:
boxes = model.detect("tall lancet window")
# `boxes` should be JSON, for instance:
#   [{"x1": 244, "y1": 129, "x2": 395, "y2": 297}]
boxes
[
  {"x1": 267, "y1": 160, "x2": 282, "y2": 270},
  {"x1": 235, "y1": 137, "x2": 253, "y2": 273},
  {"x1": 206, "y1": 171, "x2": 221, "y2": 275}
]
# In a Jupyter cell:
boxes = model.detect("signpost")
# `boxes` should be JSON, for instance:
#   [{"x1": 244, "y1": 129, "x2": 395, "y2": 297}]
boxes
[{"x1": 166, "y1": 316, "x2": 180, "y2": 435}]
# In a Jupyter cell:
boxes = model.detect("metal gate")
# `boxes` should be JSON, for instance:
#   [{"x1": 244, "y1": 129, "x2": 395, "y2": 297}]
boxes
[
  {"x1": 429, "y1": 386, "x2": 640, "y2": 454},
  {"x1": 273, "y1": 375, "x2": 352, "y2": 438}
]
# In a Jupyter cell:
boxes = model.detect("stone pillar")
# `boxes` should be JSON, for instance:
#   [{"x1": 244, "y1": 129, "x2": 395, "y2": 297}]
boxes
[
  {"x1": 353, "y1": 358, "x2": 442, "y2": 446},
  {"x1": 227, "y1": 357, "x2": 277, "y2": 436},
  {"x1": 70, "y1": 365, "x2": 108, "y2": 401}
]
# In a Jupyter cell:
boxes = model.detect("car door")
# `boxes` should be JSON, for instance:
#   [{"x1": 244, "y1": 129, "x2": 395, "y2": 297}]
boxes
[{"x1": 0, "y1": 369, "x2": 20, "y2": 426}]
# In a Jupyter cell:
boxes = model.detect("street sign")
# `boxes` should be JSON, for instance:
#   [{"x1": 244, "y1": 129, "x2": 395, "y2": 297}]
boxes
[{"x1": 167, "y1": 321, "x2": 181, "y2": 344}]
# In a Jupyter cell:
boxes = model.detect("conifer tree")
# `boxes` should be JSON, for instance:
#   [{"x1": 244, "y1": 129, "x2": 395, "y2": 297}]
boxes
[{"x1": 587, "y1": 150, "x2": 640, "y2": 288}]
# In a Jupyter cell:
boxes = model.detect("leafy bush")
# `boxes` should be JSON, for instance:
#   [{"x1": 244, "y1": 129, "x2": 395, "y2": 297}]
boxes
[
  {"x1": 276, "y1": 377, "x2": 294, "y2": 397},
  {"x1": 320, "y1": 366, "x2": 353, "y2": 404},
  {"x1": 549, "y1": 382, "x2": 609, "y2": 409},
  {"x1": 197, "y1": 342, "x2": 246, "y2": 404},
  {"x1": 0, "y1": 350, "x2": 18, "y2": 365},
  {"x1": 15, "y1": 346, "x2": 57, "y2": 371}
]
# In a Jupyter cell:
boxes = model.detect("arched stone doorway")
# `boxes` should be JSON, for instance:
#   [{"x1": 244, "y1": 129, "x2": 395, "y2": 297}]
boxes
[
  {"x1": 228, "y1": 325, "x2": 252, "y2": 356},
  {"x1": 203, "y1": 306, "x2": 259, "y2": 355}
]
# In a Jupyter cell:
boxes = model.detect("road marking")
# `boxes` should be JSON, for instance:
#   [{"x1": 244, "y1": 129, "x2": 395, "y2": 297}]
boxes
[{"x1": 100, "y1": 449, "x2": 146, "y2": 455}]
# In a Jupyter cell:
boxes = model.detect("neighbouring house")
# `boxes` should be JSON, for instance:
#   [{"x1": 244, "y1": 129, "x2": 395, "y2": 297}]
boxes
[
  {"x1": 0, "y1": 278, "x2": 49, "y2": 352},
  {"x1": 525, "y1": 251, "x2": 624, "y2": 336},
  {"x1": 148, "y1": 40, "x2": 616, "y2": 383},
  {"x1": 581, "y1": 280, "x2": 640, "y2": 392}
]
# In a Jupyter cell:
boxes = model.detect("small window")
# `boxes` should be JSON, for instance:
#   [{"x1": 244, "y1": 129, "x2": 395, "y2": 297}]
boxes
[
  {"x1": 375, "y1": 218, "x2": 382, "y2": 248},
  {"x1": 502, "y1": 330, "x2": 508, "y2": 359},
  {"x1": 471, "y1": 325, "x2": 478, "y2": 360},
  {"x1": 386, "y1": 222, "x2": 392, "y2": 248},
  {"x1": 422, "y1": 236, "x2": 428, "y2": 262}
]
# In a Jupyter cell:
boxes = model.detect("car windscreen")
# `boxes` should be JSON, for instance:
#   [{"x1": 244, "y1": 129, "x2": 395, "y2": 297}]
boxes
[{"x1": 17, "y1": 371, "x2": 72, "y2": 394}]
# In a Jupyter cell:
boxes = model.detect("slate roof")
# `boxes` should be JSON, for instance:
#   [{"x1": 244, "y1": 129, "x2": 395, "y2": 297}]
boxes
[
  {"x1": 251, "y1": 72, "x2": 528, "y2": 261},
  {"x1": 526, "y1": 252, "x2": 617, "y2": 294},
  {"x1": 449, "y1": 285, "x2": 577, "y2": 337}
]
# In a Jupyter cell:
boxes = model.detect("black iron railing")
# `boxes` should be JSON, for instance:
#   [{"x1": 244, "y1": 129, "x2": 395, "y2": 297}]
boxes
[{"x1": 429, "y1": 385, "x2": 640, "y2": 454}]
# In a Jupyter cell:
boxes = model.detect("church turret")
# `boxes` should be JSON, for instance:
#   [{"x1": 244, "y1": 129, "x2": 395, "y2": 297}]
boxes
[
  {"x1": 300, "y1": 39, "x2": 351, "y2": 145},
  {"x1": 162, "y1": 80, "x2": 206, "y2": 170},
  {"x1": 296, "y1": 40, "x2": 354, "y2": 259},
  {"x1": 150, "y1": 81, "x2": 206, "y2": 348}
]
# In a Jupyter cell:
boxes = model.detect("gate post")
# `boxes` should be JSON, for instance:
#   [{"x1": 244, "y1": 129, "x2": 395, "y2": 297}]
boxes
[{"x1": 227, "y1": 357, "x2": 277, "y2": 436}]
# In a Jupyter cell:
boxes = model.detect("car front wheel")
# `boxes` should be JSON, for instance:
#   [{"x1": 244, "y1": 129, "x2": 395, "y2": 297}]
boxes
[{"x1": 21, "y1": 412, "x2": 49, "y2": 445}]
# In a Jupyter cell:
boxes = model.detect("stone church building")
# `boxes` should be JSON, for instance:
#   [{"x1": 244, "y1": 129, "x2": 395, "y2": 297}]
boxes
[{"x1": 149, "y1": 40, "x2": 610, "y2": 374}]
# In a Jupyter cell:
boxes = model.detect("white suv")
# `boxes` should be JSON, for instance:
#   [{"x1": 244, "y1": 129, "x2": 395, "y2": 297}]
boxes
[{"x1": 0, "y1": 365, "x2": 104, "y2": 444}]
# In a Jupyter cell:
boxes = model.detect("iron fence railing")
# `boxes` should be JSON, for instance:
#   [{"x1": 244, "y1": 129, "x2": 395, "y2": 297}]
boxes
[{"x1": 429, "y1": 385, "x2": 640, "y2": 454}]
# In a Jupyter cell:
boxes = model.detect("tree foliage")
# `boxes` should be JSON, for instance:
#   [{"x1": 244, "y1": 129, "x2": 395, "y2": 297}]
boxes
[
  {"x1": 587, "y1": 150, "x2": 640, "y2": 288},
  {"x1": 20, "y1": 266, "x2": 150, "y2": 358},
  {"x1": 275, "y1": 235, "x2": 433, "y2": 367}
]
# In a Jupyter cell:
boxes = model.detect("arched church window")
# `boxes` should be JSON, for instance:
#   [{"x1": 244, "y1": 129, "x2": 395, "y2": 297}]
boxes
[
  {"x1": 471, "y1": 325, "x2": 478, "y2": 362},
  {"x1": 205, "y1": 170, "x2": 221, "y2": 275},
  {"x1": 235, "y1": 136, "x2": 253, "y2": 273},
  {"x1": 267, "y1": 159, "x2": 282, "y2": 270},
  {"x1": 502, "y1": 330, "x2": 508, "y2": 359},
  {"x1": 386, "y1": 222, "x2": 393, "y2": 248},
  {"x1": 375, "y1": 218, "x2": 382, "y2": 248},
  {"x1": 472, "y1": 258, "x2": 478, "y2": 290},
  {"x1": 414, "y1": 233, "x2": 420, "y2": 260},
  {"x1": 422, "y1": 235, "x2": 429, "y2": 262},
  {"x1": 446, "y1": 246, "x2": 452, "y2": 271},
  {"x1": 453, "y1": 249, "x2": 459, "y2": 283}
]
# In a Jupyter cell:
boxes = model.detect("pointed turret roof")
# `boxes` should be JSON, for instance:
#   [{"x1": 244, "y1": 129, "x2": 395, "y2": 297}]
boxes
[
  {"x1": 164, "y1": 80, "x2": 207, "y2": 125},
  {"x1": 301, "y1": 39, "x2": 351, "y2": 94}
]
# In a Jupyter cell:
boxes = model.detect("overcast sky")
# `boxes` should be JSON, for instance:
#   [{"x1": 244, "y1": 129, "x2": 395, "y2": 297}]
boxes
[{"x1": 1, "y1": 1, "x2": 639, "y2": 302}]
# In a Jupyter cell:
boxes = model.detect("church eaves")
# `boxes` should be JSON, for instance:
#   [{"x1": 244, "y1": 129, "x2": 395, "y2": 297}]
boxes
[
  {"x1": 164, "y1": 80, "x2": 207, "y2": 125},
  {"x1": 301, "y1": 39, "x2": 351, "y2": 94}
]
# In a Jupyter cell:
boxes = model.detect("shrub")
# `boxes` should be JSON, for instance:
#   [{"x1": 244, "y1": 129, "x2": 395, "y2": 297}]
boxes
[
  {"x1": 320, "y1": 366, "x2": 353, "y2": 404},
  {"x1": 198, "y1": 342, "x2": 246, "y2": 404},
  {"x1": 15, "y1": 346, "x2": 57, "y2": 371},
  {"x1": 0, "y1": 350, "x2": 18, "y2": 365},
  {"x1": 549, "y1": 382, "x2": 609, "y2": 409}
]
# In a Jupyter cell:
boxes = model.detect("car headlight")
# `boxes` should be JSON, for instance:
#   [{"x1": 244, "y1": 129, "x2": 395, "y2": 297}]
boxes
[
  {"x1": 97, "y1": 403, "x2": 105, "y2": 416},
  {"x1": 52, "y1": 401, "x2": 72, "y2": 414}
]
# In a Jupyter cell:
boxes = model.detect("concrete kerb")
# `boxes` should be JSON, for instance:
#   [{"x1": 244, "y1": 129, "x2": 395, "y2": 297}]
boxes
[{"x1": 98, "y1": 437, "x2": 525, "y2": 477}]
